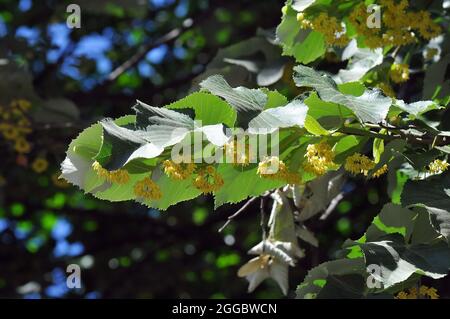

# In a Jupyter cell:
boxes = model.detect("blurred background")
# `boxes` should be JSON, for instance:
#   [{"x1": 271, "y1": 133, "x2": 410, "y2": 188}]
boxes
[{"x1": 0, "y1": 0, "x2": 448, "y2": 299}]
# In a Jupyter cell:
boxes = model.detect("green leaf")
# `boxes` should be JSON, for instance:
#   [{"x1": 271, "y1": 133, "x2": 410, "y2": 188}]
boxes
[
  {"x1": 394, "y1": 100, "x2": 439, "y2": 117},
  {"x1": 213, "y1": 165, "x2": 285, "y2": 208},
  {"x1": 94, "y1": 171, "x2": 149, "y2": 202},
  {"x1": 247, "y1": 100, "x2": 308, "y2": 134},
  {"x1": 193, "y1": 35, "x2": 284, "y2": 88},
  {"x1": 276, "y1": 4, "x2": 325, "y2": 64},
  {"x1": 133, "y1": 100, "x2": 195, "y2": 130},
  {"x1": 356, "y1": 233, "x2": 450, "y2": 288},
  {"x1": 34, "y1": 98, "x2": 80, "y2": 124},
  {"x1": 304, "y1": 114, "x2": 330, "y2": 136},
  {"x1": 292, "y1": 31, "x2": 326, "y2": 64},
  {"x1": 61, "y1": 116, "x2": 135, "y2": 190},
  {"x1": 410, "y1": 208, "x2": 441, "y2": 244},
  {"x1": 263, "y1": 90, "x2": 289, "y2": 109},
  {"x1": 291, "y1": 0, "x2": 316, "y2": 11},
  {"x1": 335, "y1": 40, "x2": 383, "y2": 84},
  {"x1": 423, "y1": 54, "x2": 450, "y2": 100},
  {"x1": 95, "y1": 119, "x2": 162, "y2": 170},
  {"x1": 305, "y1": 92, "x2": 353, "y2": 120},
  {"x1": 166, "y1": 92, "x2": 237, "y2": 127},
  {"x1": 296, "y1": 258, "x2": 366, "y2": 299},
  {"x1": 365, "y1": 203, "x2": 416, "y2": 242},
  {"x1": 333, "y1": 135, "x2": 366, "y2": 164},
  {"x1": 199, "y1": 75, "x2": 266, "y2": 113},
  {"x1": 132, "y1": 101, "x2": 198, "y2": 148},
  {"x1": 337, "y1": 81, "x2": 366, "y2": 96},
  {"x1": 402, "y1": 174, "x2": 450, "y2": 241},
  {"x1": 369, "y1": 139, "x2": 407, "y2": 177},
  {"x1": 276, "y1": 5, "x2": 303, "y2": 56},
  {"x1": 293, "y1": 65, "x2": 392, "y2": 123},
  {"x1": 143, "y1": 169, "x2": 202, "y2": 210}
]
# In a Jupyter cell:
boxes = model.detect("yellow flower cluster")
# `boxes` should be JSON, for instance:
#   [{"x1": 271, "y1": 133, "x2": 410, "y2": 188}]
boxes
[
  {"x1": 224, "y1": 139, "x2": 252, "y2": 166},
  {"x1": 425, "y1": 48, "x2": 439, "y2": 61},
  {"x1": 31, "y1": 157, "x2": 49, "y2": 174},
  {"x1": 377, "y1": 82, "x2": 396, "y2": 98},
  {"x1": 163, "y1": 160, "x2": 196, "y2": 180},
  {"x1": 372, "y1": 164, "x2": 388, "y2": 178},
  {"x1": 258, "y1": 156, "x2": 285, "y2": 177},
  {"x1": 428, "y1": 159, "x2": 449, "y2": 174},
  {"x1": 349, "y1": 0, "x2": 441, "y2": 49},
  {"x1": 389, "y1": 63, "x2": 410, "y2": 83},
  {"x1": 92, "y1": 161, "x2": 130, "y2": 184},
  {"x1": 193, "y1": 165, "x2": 224, "y2": 194},
  {"x1": 396, "y1": 285, "x2": 439, "y2": 299},
  {"x1": 52, "y1": 173, "x2": 70, "y2": 188},
  {"x1": 303, "y1": 142, "x2": 335, "y2": 176},
  {"x1": 344, "y1": 153, "x2": 375, "y2": 176},
  {"x1": 257, "y1": 156, "x2": 301, "y2": 185},
  {"x1": 298, "y1": 12, "x2": 349, "y2": 47},
  {"x1": 134, "y1": 177, "x2": 162, "y2": 200},
  {"x1": 0, "y1": 99, "x2": 33, "y2": 154}
]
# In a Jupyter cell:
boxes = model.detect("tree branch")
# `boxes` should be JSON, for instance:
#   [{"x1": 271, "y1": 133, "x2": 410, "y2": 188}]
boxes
[
  {"x1": 218, "y1": 196, "x2": 259, "y2": 233},
  {"x1": 106, "y1": 25, "x2": 186, "y2": 82},
  {"x1": 337, "y1": 126, "x2": 450, "y2": 147}
]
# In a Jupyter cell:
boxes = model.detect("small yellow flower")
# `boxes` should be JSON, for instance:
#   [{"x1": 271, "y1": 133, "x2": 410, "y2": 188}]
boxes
[
  {"x1": 134, "y1": 177, "x2": 162, "y2": 200},
  {"x1": 257, "y1": 156, "x2": 285, "y2": 177},
  {"x1": 347, "y1": 1, "x2": 441, "y2": 49},
  {"x1": 396, "y1": 285, "x2": 439, "y2": 299},
  {"x1": 14, "y1": 138, "x2": 31, "y2": 153},
  {"x1": 92, "y1": 161, "x2": 129, "y2": 184},
  {"x1": 308, "y1": 12, "x2": 349, "y2": 47},
  {"x1": 0, "y1": 110, "x2": 11, "y2": 120},
  {"x1": 18, "y1": 117, "x2": 31, "y2": 127},
  {"x1": 32, "y1": 157, "x2": 49, "y2": 174},
  {"x1": 11, "y1": 99, "x2": 32, "y2": 111},
  {"x1": 52, "y1": 173, "x2": 70, "y2": 188},
  {"x1": 107, "y1": 169, "x2": 130, "y2": 184},
  {"x1": 193, "y1": 165, "x2": 224, "y2": 194},
  {"x1": 163, "y1": 160, "x2": 196, "y2": 180},
  {"x1": 389, "y1": 63, "x2": 410, "y2": 83},
  {"x1": 419, "y1": 286, "x2": 439, "y2": 299},
  {"x1": 1, "y1": 124, "x2": 20, "y2": 140},
  {"x1": 372, "y1": 164, "x2": 388, "y2": 178},
  {"x1": 413, "y1": 11, "x2": 441, "y2": 40},
  {"x1": 224, "y1": 139, "x2": 253, "y2": 166},
  {"x1": 257, "y1": 157, "x2": 301, "y2": 185},
  {"x1": 304, "y1": 141, "x2": 335, "y2": 176},
  {"x1": 425, "y1": 48, "x2": 439, "y2": 61},
  {"x1": 92, "y1": 161, "x2": 108, "y2": 178},
  {"x1": 377, "y1": 83, "x2": 396, "y2": 98},
  {"x1": 428, "y1": 159, "x2": 449, "y2": 174},
  {"x1": 344, "y1": 153, "x2": 375, "y2": 175}
]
